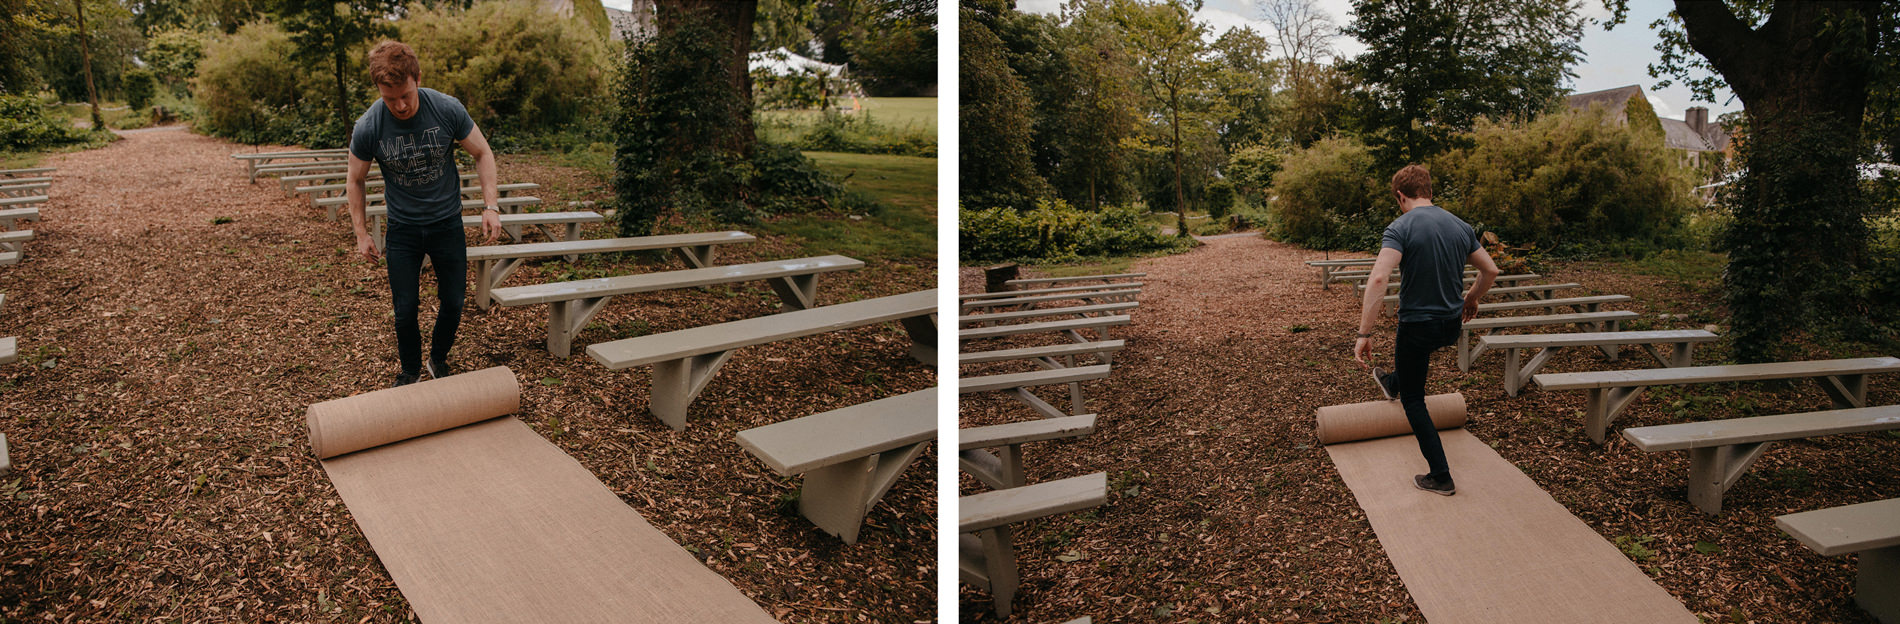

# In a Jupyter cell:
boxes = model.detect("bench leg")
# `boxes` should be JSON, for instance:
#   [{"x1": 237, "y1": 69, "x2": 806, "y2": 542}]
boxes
[
  {"x1": 546, "y1": 296, "x2": 612, "y2": 357},
  {"x1": 981, "y1": 526, "x2": 1020, "y2": 617},
  {"x1": 1686, "y1": 442, "x2": 1770, "y2": 514},
  {"x1": 1458, "y1": 329, "x2": 1473, "y2": 372},
  {"x1": 473, "y1": 258, "x2": 523, "y2": 312},
  {"x1": 1007, "y1": 387, "x2": 1071, "y2": 420},
  {"x1": 1505, "y1": 346, "x2": 1560, "y2": 397},
  {"x1": 800, "y1": 440, "x2": 926, "y2": 544},
  {"x1": 1857, "y1": 545, "x2": 1900, "y2": 623},
  {"x1": 959, "y1": 446, "x2": 1025, "y2": 490},
  {"x1": 899, "y1": 314, "x2": 936, "y2": 364},
  {"x1": 1585, "y1": 386, "x2": 1647, "y2": 443},
  {"x1": 648, "y1": 350, "x2": 735, "y2": 430},
  {"x1": 1463, "y1": 330, "x2": 1494, "y2": 372},
  {"x1": 672, "y1": 244, "x2": 715, "y2": 268},
  {"x1": 768, "y1": 274, "x2": 820, "y2": 310},
  {"x1": 1819, "y1": 374, "x2": 1868, "y2": 409},
  {"x1": 371, "y1": 216, "x2": 386, "y2": 253},
  {"x1": 562, "y1": 223, "x2": 581, "y2": 262}
]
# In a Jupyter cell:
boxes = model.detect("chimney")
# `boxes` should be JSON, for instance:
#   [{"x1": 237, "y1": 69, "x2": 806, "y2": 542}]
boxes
[{"x1": 1685, "y1": 107, "x2": 1708, "y2": 137}]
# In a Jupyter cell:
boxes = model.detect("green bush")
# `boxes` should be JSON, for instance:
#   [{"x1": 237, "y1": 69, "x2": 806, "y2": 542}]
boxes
[
  {"x1": 960, "y1": 200, "x2": 1190, "y2": 263},
  {"x1": 1859, "y1": 211, "x2": 1900, "y2": 328},
  {"x1": 145, "y1": 28, "x2": 206, "y2": 96},
  {"x1": 782, "y1": 111, "x2": 936, "y2": 157},
  {"x1": 0, "y1": 94, "x2": 93, "y2": 151},
  {"x1": 123, "y1": 68, "x2": 156, "y2": 111},
  {"x1": 1270, "y1": 135, "x2": 1388, "y2": 250},
  {"x1": 193, "y1": 22, "x2": 332, "y2": 145},
  {"x1": 1431, "y1": 107, "x2": 1695, "y2": 251},
  {"x1": 400, "y1": 1, "x2": 611, "y2": 135}
]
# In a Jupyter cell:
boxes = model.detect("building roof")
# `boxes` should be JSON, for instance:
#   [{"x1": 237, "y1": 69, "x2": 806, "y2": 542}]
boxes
[
  {"x1": 1565, "y1": 85, "x2": 1642, "y2": 117},
  {"x1": 1659, "y1": 118, "x2": 1715, "y2": 152},
  {"x1": 603, "y1": 3, "x2": 653, "y2": 41}
]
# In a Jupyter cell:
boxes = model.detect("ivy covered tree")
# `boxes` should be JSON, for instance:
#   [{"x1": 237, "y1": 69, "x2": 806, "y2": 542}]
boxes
[
  {"x1": 960, "y1": 2, "x2": 1050, "y2": 211},
  {"x1": 1343, "y1": 0, "x2": 1586, "y2": 165},
  {"x1": 1608, "y1": 0, "x2": 1899, "y2": 360}
]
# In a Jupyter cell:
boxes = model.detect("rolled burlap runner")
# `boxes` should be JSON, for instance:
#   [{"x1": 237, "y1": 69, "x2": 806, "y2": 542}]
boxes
[
  {"x1": 1314, "y1": 393, "x2": 1466, "y2": 444},
  {"x1": 308, "y1": 366, "x2": 520, "y2": 459}
]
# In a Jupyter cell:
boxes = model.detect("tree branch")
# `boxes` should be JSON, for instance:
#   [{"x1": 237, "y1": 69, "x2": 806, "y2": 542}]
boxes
[{"x1": 1673, "y1": 0, "x2": 1771, "y2": 102}]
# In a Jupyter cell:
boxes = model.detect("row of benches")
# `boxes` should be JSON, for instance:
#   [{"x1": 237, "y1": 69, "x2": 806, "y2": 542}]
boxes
[
  {"x1": 957, "y1": 272, "x2": 1140, "y2": 618},
  {"x1": 0, "y1": 171, "x2": 28, "y2": 476}
]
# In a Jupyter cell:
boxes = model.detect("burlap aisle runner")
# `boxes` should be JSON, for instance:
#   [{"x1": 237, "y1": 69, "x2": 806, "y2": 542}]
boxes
[
  {"x1": 311, "y1": 367, "x2": 779, "y2": 623},
  {"x1": 1320, "y1": 395, "x2": 1698, "y2": 624}
]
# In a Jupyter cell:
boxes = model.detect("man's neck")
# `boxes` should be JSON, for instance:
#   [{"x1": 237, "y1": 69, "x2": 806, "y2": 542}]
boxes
[{"x1": 1398, "y1": 196, "x2": 1434, "y2": 213}]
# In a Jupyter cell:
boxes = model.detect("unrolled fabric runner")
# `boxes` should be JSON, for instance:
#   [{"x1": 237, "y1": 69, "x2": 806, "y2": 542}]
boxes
[
  {"x1": 309, "y1": 366, "x2": 778, "y2": 623},
  {"x1": 1317, "y1": 393, "x2": 1697, "y2": 623}
]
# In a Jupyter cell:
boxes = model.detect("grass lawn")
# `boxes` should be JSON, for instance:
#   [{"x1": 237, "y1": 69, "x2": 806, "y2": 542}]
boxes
[
  {"x1": 759, "y1": 150, "x2": 936, "y2": 262},
  {"x1": 758, "y1": 97, "x2": 937, "y2": 135}
]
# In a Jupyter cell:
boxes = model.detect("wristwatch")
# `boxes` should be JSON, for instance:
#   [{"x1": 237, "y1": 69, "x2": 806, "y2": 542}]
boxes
[{"x1": 483, "y1": 204, "x2": 500, "y2": 213}]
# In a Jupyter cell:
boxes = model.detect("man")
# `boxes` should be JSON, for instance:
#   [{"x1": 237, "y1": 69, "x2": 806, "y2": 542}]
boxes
[
  {"x1": 1351, "y1": 165, "x2": 1500, "y2": 496},
  {"x1": 346, "y1": 40, "x2": 502, "y2": 387}
]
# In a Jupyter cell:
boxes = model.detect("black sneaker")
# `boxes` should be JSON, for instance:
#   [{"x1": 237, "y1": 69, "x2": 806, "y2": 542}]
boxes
[
  {"x1": 394, "y1": 371, "x2": 420, "y2": 387},
  {"x1": 1372, "y1": 366, "x2": 1399, "y2": 400},
  {"x1": 425, "y1": 358, "x2": 451, "y2": 380},
  {"x1": 1414, "y1": 474, "x2": 1456, "y2": 496}
]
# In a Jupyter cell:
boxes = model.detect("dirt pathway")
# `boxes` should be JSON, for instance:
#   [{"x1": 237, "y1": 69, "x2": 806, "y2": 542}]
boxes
[
  {"x1": 960, "y1": 236, "x2": 1895, "y2": 623},
  {"x1": 2, "y1": 130, "x2": 934, "y2": 622}
]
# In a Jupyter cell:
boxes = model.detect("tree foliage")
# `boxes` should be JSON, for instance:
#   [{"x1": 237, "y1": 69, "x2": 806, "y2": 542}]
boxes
[
  {"x1": 1269, "y1": 135, "x2": 1387, "y2": 249},
  {"x1": 1342, "y1": 0, "x2": 1586, "y2": 165},
  {"x1": 277, "y1": 0, "x2": 396, "y2": 143},
  {"x1": 959, "y1": 4, "x2": 1050, "y2": 211},
  {"x1": 193, "y1": 21, "x2": 324, "y2": 144},
  {"x1": 1110, "y1": 0, "x2": 1221, "y2": 231},
  {"x1": 399, "y1": 1, "x2": 611, "y2": 134}
]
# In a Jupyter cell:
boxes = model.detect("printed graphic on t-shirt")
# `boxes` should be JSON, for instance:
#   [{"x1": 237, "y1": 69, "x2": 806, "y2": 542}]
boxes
[{"x1": 377, "y1": 126, "x2": 447, "y2": 188}]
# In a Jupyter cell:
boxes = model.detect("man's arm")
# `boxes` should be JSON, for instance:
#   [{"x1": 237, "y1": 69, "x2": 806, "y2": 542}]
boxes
[
  {"x1": 347, "y1": 154, "x2": 378, "y2": 261},
  {"x1": 1461, "y1": 246, "x2": 1502, "y2": 321},
  {"x1": 459, "y1": 124, "x2": 502, "y2": 244},
  {"x1": 1353, "y1": 247, "x2": 1404, "y2": 367}
]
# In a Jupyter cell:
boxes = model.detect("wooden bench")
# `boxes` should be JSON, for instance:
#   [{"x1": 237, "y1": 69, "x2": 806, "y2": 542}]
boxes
[
  {"x1": 960, "y1": 287, "x2": 1141, "y2": 312},
  {"x1": 282, "y1": 169, "x2": 476, "y2": 193},
  {"x1": 1005, "y1": 272, "x2": 1145, "y2": 287},
  {"x1": 291, "y1": 173, "x2": 477, "y2": 200},
  {"x1": 960, "y1": 340, "x2": 1125, "y2": 367},
  {"x1": 585, "y1": 289, "x2": 935, "y2": 429},
  {"x1": 960, "y1": 282, "x2": 1145, "y2": 301},
  {"x1": 962, "y1": 365, "x2": 1112, "y2": 419},
  {"x1": 363, "y1": 202, "x2": 582, "y2": 252},
  {"x1": 1383, "y1": 292, "x2": 1626, "y2": 316},
  {"x1": 958, "y1": 301, "x2": 1139, "y2": 328},
  {"x1": 0, "y1": 182, "x2": 48, "y2": 198},
  {"x1": 1481, "y1": 329, "x2": 1719, "y2": 396},
  {"x1": 0, "y1": 336, "x2": 12, "y2": 365},
  {"x1": 1624, "y1": 405, "x2": 1900, "y2": 514},
  {"x1": 1533, "y1": 356, "x2": 1900, "y2": 443},
  {"x1": 961, "y1": 473, "x2": 1108, "y2": 617},
  {"x1": 959, "y1": 315, "x2": 1131, "y2": 344},
  {"x1": 1305, "y1": 258, "x2": 1375, "y2": 285},
  {"x1": 0, "y1": 167, "x2": 54, "y2": 178},
  {"x1": 1357, "y1": 273, "x2": 1540, "y2": 295},
  {"x1": 1775, "y1": 497, "x2": 1900, "y2": 623},
  {"x1": 735, "y1": 388, "x2": 935, "y2": 544},
  {"x1": 1381, "y1": 282, "x2": 1582, "y2": 306},
  {"x1": 254, "y1": 160, "x2": 349, "y2": 183},
  {"x1": 233, "y1": 149, "x2": 346, "y2": 181},
  {"x1": 0, "y1": 230, "x2": 33, "y2": 257},
  {"x1": 0, "y1": 433, "x2": 8, "y2": 476},
  {"x1": 0, "y1": 195, "x2": 46, "y2": 210},
  {"x1": 468, "y1": 231, "x2": 755, "y2": 310},
  {"x1": 0, "y1": 176, "x2": 52, "y2": 186},
  {"x1": 496, "y1": 254, "x2": 863, "y2": 357},
  {"x1": 312, "y1": 182, "x2": 537, "y2": 220},
  {"x1": 1457, "y1": 310, "x2": 1639, "y2": 371},
  {"x1": 960, "y1": 414, "x2": 1096, "y2": 490}
]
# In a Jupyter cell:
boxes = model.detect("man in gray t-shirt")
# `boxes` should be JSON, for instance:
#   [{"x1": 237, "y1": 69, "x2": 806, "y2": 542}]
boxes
[
  {"x1": 346, "y1": 40, "x2": 502, "y2": 387},
  {"x1": 1351, "y1": 165, "x2": 1500, "y2": 495}
]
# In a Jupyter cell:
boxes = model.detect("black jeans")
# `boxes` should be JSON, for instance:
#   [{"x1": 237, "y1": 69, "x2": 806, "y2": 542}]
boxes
[
  {"x1": 1396, "y1": 315, "x2": 1462, "y2": 481},
  {"x1": 386, "y1": 218, "x2": 466, "y2": 375}
]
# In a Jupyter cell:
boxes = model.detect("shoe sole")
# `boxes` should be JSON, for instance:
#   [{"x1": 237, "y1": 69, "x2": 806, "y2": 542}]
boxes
[{"x1": 1414, "y1": 481, "x2": 1456, "y2": 496}]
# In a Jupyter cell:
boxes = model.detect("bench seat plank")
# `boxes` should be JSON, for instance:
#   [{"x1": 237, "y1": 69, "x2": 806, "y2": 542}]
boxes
[
  {"x1": 1536, "y1": 356, "x2": 1900, "y2": 443},
  {"x1": 1776, "y1": 498, "x2": 1900, "y2": 622},
  {"x1": 1480, "y1": 329, "x2": 1719, "y2": 396},
  {"x1": 960, "y1": 365, "x2": 1111, "y2": 395},
  {"x1": 958, "y1": 301, "x2": 1138, "y2": 327},
  {"x1": 1382, "y1": 282, "x2": 1582, "y2": 305},
  {"x1": 959, "y1": 414, "x2": 1097, "y2": 491},
  {"x1": 1362, "y1": 273, "x2": 1539, "y2": 293},
  {"x1": 959, "y1": 315, "x2": 1130, "y2": 342},
  {"x1": 1624, "y1": 405, "x2": 1900, "y2": 514},
  {"x1": 0, "y1": 167, "x2": 56, "y2": 176},
  {"x1": 961, "y1": 282, "x2": 1146, "y2": 300},
  {"x1": 1006, "y1": 272, "x2": 1145, "y2": 286},
  {"x1": 959, "y1": 340, "x2": 1124, "y2": 366},
  {"x1": 0, "y1": 195, "x2": 47, "y2": 208},
  {"x1": 1456, "y1": 310, "x2": 1640, "y2": 371},
  {"x1": 468, "y1": 231, "x2": 756, "y2": 309},
  {"x1": 961, "y1": 472, "x2": 1107, "y2": 534},
  {"x1": 585, "y1": 290, "x2": 935, "y2": 429},
  {"x1": 0, "y1": 177, "x2": 52, "y2": 185},
  {"x1": 735, "y1": 389, "x2": 936, "y2": 544},
  {"x1": 960, "y1": 287, "x2": 1141, "y2": 311}
]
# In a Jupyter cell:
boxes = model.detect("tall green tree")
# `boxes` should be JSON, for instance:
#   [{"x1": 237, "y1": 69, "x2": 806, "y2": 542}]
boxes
[
  {"x1": 278, "y1": 0, "x2": 395, "y2": 143},
  {"x1": 960, "y1": 3, "x2": 1050, "y2": 210},
  {"x1": 1255, "y1": 0, "x2": 1342, "y2": 147},
  {"x1": 1609, "y1": 0, "x2": 1898, "y2": 360},
  {"x1": 1051, "y1": 0, "x2": 1141, "y2": 209},
  {"x1": 1342, "y1": 0, "x2": 1585, "y2": 165},
  {"x1": 1210, "y1": 25, "x2": 1276, "y2": 151},
  {"x1": 1110, "y1": 0, "x2": 1220, "y2": 235}
]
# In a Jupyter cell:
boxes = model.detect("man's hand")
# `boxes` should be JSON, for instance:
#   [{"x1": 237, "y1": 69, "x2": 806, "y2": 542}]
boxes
[
  {"x1": 1462, "y1": 297, "x2": 1480, "y2": 322},
  {"x1": 356, "y1": 233, "x2": 380, "y2": 262},
  {"x1": 1353, "y1": 336, "x2": 1374, "y2": 369},
  {"x1": 480, "y1": 209, "x2": 502, "y2": 244}
]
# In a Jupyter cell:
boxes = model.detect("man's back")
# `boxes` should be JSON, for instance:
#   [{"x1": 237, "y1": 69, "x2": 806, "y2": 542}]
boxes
[{"x1": 1383, "y1": 205, "x2": 1478, "y2": 323}]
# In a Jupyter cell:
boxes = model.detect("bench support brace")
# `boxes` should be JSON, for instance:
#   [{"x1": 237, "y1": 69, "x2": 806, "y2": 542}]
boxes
[
  {"x1": 800, "y1": 440, "x2": 927, "y2": 544},
  {"x1": 672, "y1": 244, "x2": 716, "y2": 269},
  {"x1": 959, "y1": 446, "x2": 1024, "y2": 490},
  {"x1": 1584, "y1": 385, "x2": 1647, "y2": 443},
  {"x1": 1503, "y1": 346, "x2": 1562, "y2": 397},
  {"x1": 1640, "y1": 341, "x2": 1696, "y2": 368},
  {"x1": 960, "y1": 528, "x2": 1020, "y2": 617},
  {"x1": 546, "y1": 296, "x2": 612, "y2": 357},
  {"x1": 473, "y1": 258, "x2": 526, "y2": 311},
  {"x1": 1687, "y1": 442, "x2": 1770, "y2": 514},
  {"x1": 769, "y1": 274, "x2": 820, "y2": 310},
  {"x1": 899, "y1": 314, "x2": 937, "y2": 364},
  {"x1": 1007, "y1": 387, "x2": 1071, "y2": 420},
  {"x1": 1857, "y1": 545, "x2": 1900, "y2": 623},
  {"x1": 1818, "y1": 374, "x2": 1868, "y2": 409},
  {"x1": 647, "y1": 350, "x2": 735, "y2": 431}
]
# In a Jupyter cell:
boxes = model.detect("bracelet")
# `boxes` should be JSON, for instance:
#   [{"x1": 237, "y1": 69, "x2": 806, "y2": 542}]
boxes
[
  {"x1": 483, "y1": 205, "x2": 500, "y2": 213},
  {"x1": 1356, "y1": 332, "x2": 1373, "y2": 338}
]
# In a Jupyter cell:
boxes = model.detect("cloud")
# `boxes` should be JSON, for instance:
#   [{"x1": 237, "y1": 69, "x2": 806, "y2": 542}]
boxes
[
  {"x1": 1647, "y1": 95, "x2": 1675, "y2": 119},
  {"x1": 1017, "y1": 0, "x2": 1063, "y2": 13}
]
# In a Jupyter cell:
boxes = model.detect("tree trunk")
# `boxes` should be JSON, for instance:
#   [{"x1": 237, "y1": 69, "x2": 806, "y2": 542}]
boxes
[
  {"x1": 657, "y1": 0, "x2": 758, "y2": 158},
  {"x1": 1170, "y1": 88, "x2": 1186, "y2": 238},
  {"x1": 1674, "y1": 0, "x2": 1878, "y2": 361},
  {"x1": 75, "y1": 0, "x2": 101, "y2": 130},
  {"x1": 334, "y1": 45, "x2": 347, "y2": 144}
]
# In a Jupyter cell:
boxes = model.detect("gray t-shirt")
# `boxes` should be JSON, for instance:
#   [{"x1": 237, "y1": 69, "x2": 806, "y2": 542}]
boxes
[
  {"x1": 348, "y1": 87, "x2": 474, "y2": 227},
  {"x1": 1381, "y1": 205, "x2": 1480, "y2": 323}
]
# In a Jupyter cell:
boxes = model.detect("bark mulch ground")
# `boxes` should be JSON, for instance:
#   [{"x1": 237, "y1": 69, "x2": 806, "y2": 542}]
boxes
[
  {"x1": 0, "y1": 127, "x2": 935, "y2": 623},
  {"x1": 959, "y1": 235, "x2": 1896, "y2": 623}
]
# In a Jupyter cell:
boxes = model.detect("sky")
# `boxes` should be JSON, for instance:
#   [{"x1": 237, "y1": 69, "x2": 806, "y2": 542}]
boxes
[{"x1": 1012, "y1": 0, "x2": 1743, "y2": 121}]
